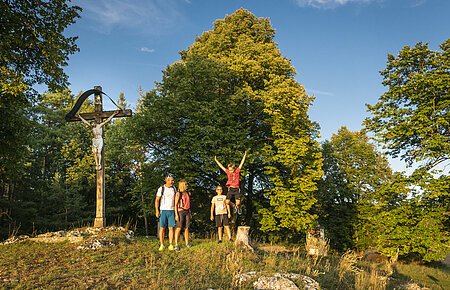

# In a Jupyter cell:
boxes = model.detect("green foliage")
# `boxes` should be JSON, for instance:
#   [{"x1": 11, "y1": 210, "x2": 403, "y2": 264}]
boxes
[
  {"x1": 375, "y1": 197, "x2": 448, "y2": 262},
  {"x1": 364, "y1": 39, "x2": 450, "y2": 262},
  {"x1": 0, "y1": 0, "x2": 81, "y2": 91},
  {"x1": 365, "y1": 39, "x2": 450, "y2": 171},
  {"x1": 0, "y1": 0, "x2": 81, "y2": 237},
  {"x1": 315, "y1": 127, "x2": 397, "y2": 251},
  {"x1": 130, "y1": 54, "x2": 242, "y2": 233},
  {"x1": 0, "y1": 91, "x2": 31, "y2": 185},
  {"x1": 23, "y1": 90, "x2": 95, "y2": 231},
  {"x1": 104, "y1": 93, "x2": 143, "y2": 226},
  {"x1": 373, "y1": 172, "x2": 449, "y2": 262}
]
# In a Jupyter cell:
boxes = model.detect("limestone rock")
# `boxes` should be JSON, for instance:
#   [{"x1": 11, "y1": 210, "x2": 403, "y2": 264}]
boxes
[
  {"x1": 253, "y1": 276, "x2": 299, "y2": 290},
  {"x1": 233, "y1": 271, "x2": 320, "y2": 290}
]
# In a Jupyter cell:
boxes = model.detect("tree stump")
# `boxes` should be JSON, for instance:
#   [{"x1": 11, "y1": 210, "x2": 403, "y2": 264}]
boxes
[{"x1": 235, "y1": 226, "x2": 253, "y2": 251}]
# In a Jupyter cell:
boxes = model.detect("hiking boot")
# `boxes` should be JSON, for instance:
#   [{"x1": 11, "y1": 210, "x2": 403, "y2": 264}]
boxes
[
  {"x1": 168, "y1": 244, "x2": 174, "y2": 251},
  {"x1": 158, "y1": 244, "x2": 165, "y2": 251},
  {"x1": 186, "y1": 244, "x2": 192, "y2": 248},
  {"x1": 218, "y1": 240, "x2": 222, "y2": 244},
  {"x1": 174, "y1": 245, "x2": 180, "y2": 251},
  {"x1": 237, "y1": 207, "x2": 242, "y2": 215}
]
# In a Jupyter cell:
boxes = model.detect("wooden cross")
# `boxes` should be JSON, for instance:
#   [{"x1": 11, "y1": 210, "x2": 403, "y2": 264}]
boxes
[{"x1": 66, "y1": 86, "x2": 132, "y2": 228}]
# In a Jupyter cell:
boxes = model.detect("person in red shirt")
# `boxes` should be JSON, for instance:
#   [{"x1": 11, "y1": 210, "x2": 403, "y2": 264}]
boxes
[
  {"x1": 214, "y1": 150, "x2": 248, "y2": 215},
  {"x1": 174, "y1": 179, "x2": 192, "y2": 250}
]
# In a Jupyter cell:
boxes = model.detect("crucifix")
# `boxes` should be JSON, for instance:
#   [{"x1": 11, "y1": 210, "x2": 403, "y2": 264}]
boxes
[{"x1": 65, "y1": 86, "x2": 132, "y2": 228}]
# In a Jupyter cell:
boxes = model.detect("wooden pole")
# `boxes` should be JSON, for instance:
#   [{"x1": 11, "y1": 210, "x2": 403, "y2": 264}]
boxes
[{"x1": 93, "y1": 86, "x2": 105, "y2": 228}]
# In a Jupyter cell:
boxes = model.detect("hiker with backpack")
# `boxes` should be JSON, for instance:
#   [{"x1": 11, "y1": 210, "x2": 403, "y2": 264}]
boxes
[
  {"x1": 210, "y1": 185, "x2": 232, "y2": 243},
  {"x1": 174, "y1": 179, "x2": 192, "y2": 250},
  {"x1": 214, "y1": 149, "x2": 249, "y2": 215},
  {"x1": 155, "y1": 174, "x2": 177, "y2": 251}
]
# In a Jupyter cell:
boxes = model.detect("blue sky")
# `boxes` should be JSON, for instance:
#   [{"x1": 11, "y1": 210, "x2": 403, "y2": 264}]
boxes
[{"x1": 62, "y1": 0, "x2": 450, "y2": 172}]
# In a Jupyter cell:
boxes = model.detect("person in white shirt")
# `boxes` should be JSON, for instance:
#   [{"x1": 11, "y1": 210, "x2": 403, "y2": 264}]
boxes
[
  {"x1": 210, "y1": 185, "x2": 232, "y2": 243},
  {"x1": 155, "y1": 174, "x2": 177, "y2": 251}
]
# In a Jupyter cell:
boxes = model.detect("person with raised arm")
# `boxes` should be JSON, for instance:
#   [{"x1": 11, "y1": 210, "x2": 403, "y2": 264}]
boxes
[{"x1": 214, "y1": 150, "x2": 248, "y2": 215}]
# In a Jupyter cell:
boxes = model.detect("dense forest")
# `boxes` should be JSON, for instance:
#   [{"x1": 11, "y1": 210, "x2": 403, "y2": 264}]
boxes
[{"x1": 1, "y1": 1, "x2": 448, "y2": 262}]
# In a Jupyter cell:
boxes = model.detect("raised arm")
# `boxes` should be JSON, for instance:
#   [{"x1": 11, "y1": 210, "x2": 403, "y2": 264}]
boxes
[
  {"x1": 99, "y1": 110, "x2": 120, "y2": 127},
  {"x1": 238, "y1": 149, "x2": 249, "y2": 169},
  {"x1": 76, "y1": 113, "x2": 91, "y2": 126},
  {"x1": 214, "y1": 156, "x2": 227, "y2": 172}
]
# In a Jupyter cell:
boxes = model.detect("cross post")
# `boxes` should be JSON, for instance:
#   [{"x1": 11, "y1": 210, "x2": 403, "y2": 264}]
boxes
[{"x1": 66, "y1": 86, "x2": 132, "y2": 228}]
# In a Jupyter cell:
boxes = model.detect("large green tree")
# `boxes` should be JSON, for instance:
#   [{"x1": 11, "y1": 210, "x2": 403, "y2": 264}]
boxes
[
  {"x1": 30, "y1": 90, "x2": 94, "y2": 230},
  {"x1": 365, "y1": 39, "x2": 450, "y2": 171},
  {"x1": 315, "y1": 127, "x2": 398, "y2": 251},
  {"x1": 132, "y1": 9, "x2": 322, "y2": 240},
  {"x1": 185, "y1": 9, "x2": 323, "y2": 239},
  {"x1": 4, "y1": 90, "x2": 96, "y2": 236},
  {"x1": 365, "y1": 39, "x2": 450, "y2": 261},
  {"x1": 0, "y1": 0, "x2": 80, "y2": 237},
  {"x1": 130, "y1": 55, "x2": 240, "y2": 233},
  {"x1": 0, "y1": 0, "x2": 80, "y2": 92}
]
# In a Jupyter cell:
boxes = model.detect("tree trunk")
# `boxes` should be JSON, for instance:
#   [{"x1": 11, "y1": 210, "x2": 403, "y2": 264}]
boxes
[
  {"x1": 140, "y1": 191, "x2": 149, "y2": 236},
  {"x1": 235, "y1": 226, "x2": 253, "y2": 251}
]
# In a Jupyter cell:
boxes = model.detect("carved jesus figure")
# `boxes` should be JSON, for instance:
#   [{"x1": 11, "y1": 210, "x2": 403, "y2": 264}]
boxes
[{"x1": 76, "y1": 110, "x2": 119, "y2": 170}]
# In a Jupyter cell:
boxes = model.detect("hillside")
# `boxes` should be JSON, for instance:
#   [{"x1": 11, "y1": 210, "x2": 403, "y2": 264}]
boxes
[{"x1": 0, "y1": 227, "x2": 448, "y2": 289}]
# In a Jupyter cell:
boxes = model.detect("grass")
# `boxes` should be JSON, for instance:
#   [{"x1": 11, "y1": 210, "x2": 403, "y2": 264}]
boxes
[
  {"x1": 0, "y1": 230, "x2": 448, "y2": 289},
  {"x1": 391, "y1": 262, "x2": 450, "y2": 290}
]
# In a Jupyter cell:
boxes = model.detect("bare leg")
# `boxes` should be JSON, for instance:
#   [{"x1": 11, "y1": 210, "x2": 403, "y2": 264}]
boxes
[
  {"x1": 168, "y1": 227, "x2": 174, "y2": 245},
  {"x1": 175, "y1": 227, "x2": 181, "y2": 246},
  {"x1": 159, "y1": 227, "x2": 165, "y2": 246},
  {"x1": 97, "y1": 151, "x2": 102, "y2": 170},
  {"x1": 92, "y1": 148, "x2": 99, "y2": 170},
  {"x1": 218, "y1": 226, "x2": 223, "y2": 241},
  {"x1": 226, "y1": 199, "x2": 235, "y2": 207},
  {"x1": 92, "y1": 149, "x2": 102, "y2": 170},
  {"x1": 224, "y1": 226, "x2": 232, "y2": 240},
  {"x1": 184, "y1": 228, "x2": 189, "y2": 245},
  {"x1": 226, "y1": 199, "x2": 236, "y2": 212}
]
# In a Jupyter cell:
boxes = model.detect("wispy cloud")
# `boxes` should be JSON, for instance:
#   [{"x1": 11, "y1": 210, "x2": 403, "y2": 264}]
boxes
[
  {"x1": 140, "y1": 47, "x2": 155, "y2": 53},
  {"x1": 411, "y1": 0, "x2": 426, "y2": 8},
  {"x1": 74, "y1": 0, "x2": 185, "y2": 34},
  {"x1": 294, "y1": 0, "x2": 380, "y2": 9},
  {"x1": 307, "y1": 88, "x2": 335, "y2": 96}
]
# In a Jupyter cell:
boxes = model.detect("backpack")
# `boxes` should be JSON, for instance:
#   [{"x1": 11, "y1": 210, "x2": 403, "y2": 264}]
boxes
[
  {"x1": 157, "y1": 185, "x2": 176, "y2": 210},
  {"x1": 159, "y1": 185, "x2": 176, "y2": 197}
]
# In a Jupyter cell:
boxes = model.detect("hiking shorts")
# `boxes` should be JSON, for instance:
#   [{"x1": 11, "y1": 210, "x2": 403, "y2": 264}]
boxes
[
  {"x1": 159, "y1": 210, "x2": 175, "y2": 228},
  {"x1": 215, "y1": 214, "x2": 229, "y2": 227},
  {"x1": 226, "y1": 187, "x2": 242, "y2": 201},
  {"x1": 176, "y1": 209, "x2": 191, "y2": 229}
]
